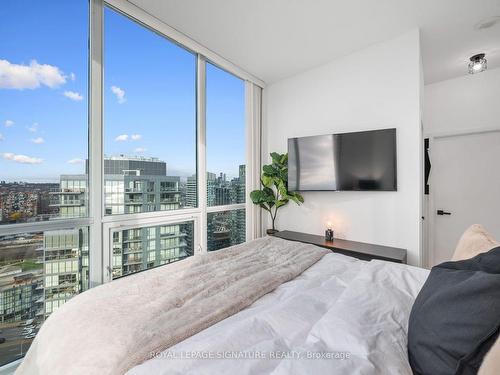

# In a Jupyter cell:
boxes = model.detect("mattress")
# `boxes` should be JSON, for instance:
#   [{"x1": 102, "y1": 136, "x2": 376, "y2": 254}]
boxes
[{"x1": 127, "y1": 250, "x2": 429, "y2": 375}]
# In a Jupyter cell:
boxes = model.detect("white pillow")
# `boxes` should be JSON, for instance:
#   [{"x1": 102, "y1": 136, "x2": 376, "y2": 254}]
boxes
[{"x1": 452, "y1": 224, "x2": 499, "y2": 261}]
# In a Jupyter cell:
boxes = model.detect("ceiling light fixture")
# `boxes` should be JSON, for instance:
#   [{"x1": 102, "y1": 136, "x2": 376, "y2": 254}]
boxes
[{"x1": 468, "y1": 53, "x2": 487, "y2": 74}]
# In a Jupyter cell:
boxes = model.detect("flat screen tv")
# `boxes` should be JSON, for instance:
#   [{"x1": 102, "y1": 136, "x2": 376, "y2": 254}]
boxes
[{"x1": 288, "y1": 128, "x2": 397, "y2": 191}]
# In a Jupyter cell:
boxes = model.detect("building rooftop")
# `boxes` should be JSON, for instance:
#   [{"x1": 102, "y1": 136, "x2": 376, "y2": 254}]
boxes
[{"x1": 105, "y1": 155, "x2": 163, "y2": 163}]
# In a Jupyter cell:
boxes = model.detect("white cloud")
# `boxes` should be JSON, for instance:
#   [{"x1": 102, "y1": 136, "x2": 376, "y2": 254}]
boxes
[
  {"x1": 4, "y1": 120, "x2": 14, "y2": 127},
  {"x1": 67, "y1": 158, "x2": 85, "y2": 164},
  {"x1": 3, "y1": 152, "x2": 42, "y2": 164},
  {"x1": 0, "y1": 133, "x2": 4, "y2": 141},
  {"x1": 111, "y1": 85, "x2": 126, "y2": 104},
  {"x1": 115, "y1": 134, "x2": 129, "y2": 142},
  {"x1": 114, "y1": 134, "x2": 142, "y2": 142},
  {"x1": 131, "y1": 134, "x2": 142, "y2": 141},
  {"x1": 134, "y1": 147, "x2": 146, "y2": 153},
  {"x1": 63, "y1": 91, "x2": 83, "y2": 101},
  {"x1": 69, "y1": 72, "x2": 76, "y2": 81},
  {"x1": 27, "y1": 123, "x2": 38, "y2": 133},
  {"x1": 0, "y1": 59, "x2": 66, "y2": 90},
  {"x1": 31, "y1": 137, "x2": 44, "y2": 144}
]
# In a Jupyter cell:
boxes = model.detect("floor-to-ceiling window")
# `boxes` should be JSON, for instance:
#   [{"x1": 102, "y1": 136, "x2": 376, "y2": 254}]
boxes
[
  {"x1": 0, "y1": 0, "x2": 260, "y2": 366},
  {"x1": 103, "y1": 6, "x2": 197, "y2": 216},
  {"x1": 0, "y1": 0, "x2": 89, "y2": 365},
  {"x1": 206, "y1": 63, "x2": 246, "y2": 251},
  {"x1": 101, "y1": 6, "x2": 198, "y2": 279}
]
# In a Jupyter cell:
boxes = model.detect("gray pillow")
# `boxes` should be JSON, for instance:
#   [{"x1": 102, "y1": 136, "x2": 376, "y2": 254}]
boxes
[{"x1": 408, "y1": 247, "x2": 500, "y2": 375}]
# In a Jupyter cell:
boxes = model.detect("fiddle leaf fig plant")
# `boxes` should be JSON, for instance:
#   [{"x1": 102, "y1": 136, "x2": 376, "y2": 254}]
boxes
[{"x1": 250, "y1": 152, "x2": 304, "y2": 233}]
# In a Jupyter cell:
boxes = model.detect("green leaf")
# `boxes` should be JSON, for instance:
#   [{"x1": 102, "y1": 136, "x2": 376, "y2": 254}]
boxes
[
  {"x1": 262, "y1": 164, "x2": 273, "y2": 172},
  {"x1": 250, "y1": 190, "x2": 265, "y2": 204},
  {"x1": 262, "y1": 164, "x2": 278, "y2": 177},
  {"x1": 287, "y1": 192, "x2": 304, "y2": 204},
  {"x1": 259, "y1": 203, "x2": 271, "y2": 212},
  {"x1": 280, "y1": 153, "x2": 288, "y2": 165},
  {"x1": 280, "y1": 168, "x2": 288, "y2": 182},
  {"x1": 251, "y1": 188, "x2": 275, "y2": 204},
  {"x1": 277, "y1": 180, "x2": 287, "y2": 196},
  {"x1": 263, "y1": 186, "x2": 275, "y2": 197},
  {"x1": 270, "y1": 152, "x2": 281, "y2": 164},
  {"x1": 271, "y1": 153, "x2": 286, "y2": 169},
  {"x1": 261, "y1": 175, "x2": 274, "y2": 187},
  {"x1": 275, "y1": 199, "x2": 288, "y2": 208},
  {"x1": 263, "y1": 189, "x2": 275, "y2": 202}
]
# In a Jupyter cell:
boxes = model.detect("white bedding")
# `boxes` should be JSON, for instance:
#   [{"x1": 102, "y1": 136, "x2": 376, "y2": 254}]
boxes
[
  {"x1": 128, "y1": 252, "x2": 429, "y2": 375},
  {"x1": 16, "y1": 237, "x2": 327, "y2": 375}
]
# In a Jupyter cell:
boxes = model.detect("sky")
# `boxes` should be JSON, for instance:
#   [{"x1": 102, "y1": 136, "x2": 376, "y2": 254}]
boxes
[{"x1": 0, "y1": 0, "x2": 245, "y2": 183}]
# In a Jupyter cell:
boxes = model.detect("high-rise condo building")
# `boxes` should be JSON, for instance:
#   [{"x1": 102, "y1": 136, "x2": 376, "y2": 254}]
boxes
[{"x1": 46, "y1": 156, "x2": 189, "y2": 310}]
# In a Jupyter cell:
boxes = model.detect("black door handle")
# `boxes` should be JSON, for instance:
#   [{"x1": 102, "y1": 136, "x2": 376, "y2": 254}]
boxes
[{"x1": 437, "y1": 210, "x2": 451, "y2": 216}]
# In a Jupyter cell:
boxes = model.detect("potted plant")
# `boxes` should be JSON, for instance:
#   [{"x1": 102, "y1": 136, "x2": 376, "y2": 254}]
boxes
[{"x1": 250, "y1": 152, "x2": 304, "y2": 235}]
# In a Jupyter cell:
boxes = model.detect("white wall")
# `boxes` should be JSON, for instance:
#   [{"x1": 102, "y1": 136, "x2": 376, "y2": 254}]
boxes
[
  {"x1": 263, "y1": 29, "x2": 422, "y2": 265},
  {"x1": 422, "y1": 66, "x2": 500, "y2": 267},
  {"x1": 424, "y1": 66, "x2": 500, "y2": 135}
]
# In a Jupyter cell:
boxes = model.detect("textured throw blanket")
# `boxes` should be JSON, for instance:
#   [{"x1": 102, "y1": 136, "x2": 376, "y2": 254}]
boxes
[{"x1": 16, "y1": 236, "x2": 329, "y2": 375}]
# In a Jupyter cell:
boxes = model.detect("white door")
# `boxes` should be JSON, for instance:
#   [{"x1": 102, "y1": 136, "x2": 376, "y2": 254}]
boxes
[{"x1": 430, "y1": 131, "x2": 500, "y2": 266}]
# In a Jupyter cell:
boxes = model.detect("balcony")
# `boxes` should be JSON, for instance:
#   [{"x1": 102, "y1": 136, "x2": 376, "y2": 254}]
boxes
[
  {"x1": 160, "y1": 240, "x2": 188, "y2": 251},
  {"x1": 124, "y1": 200, "x2": 143, "y2": 205},
  {"x1": 122, "y1": 247, "x2": 143, "y2": 254},
  {"x1": 160, "y1": 249, "x2": 189, "y2": 263},
  {"x1": 44, "y1": 254, "x2": 78, "y2": 261},
  {"x1": 160, "y1": 232, "x2": 187, "y2": 239},
  {"x1": 159, "y1": 188, "x2": 179, "y2": 193},
  {"x1": 50, "y1": 201, "x2": 85, "y2": 207},
  {"x1": 122, "y1": 237, "x2": 142, "y2": 243},
  {"x1": 160, "y1": 198, "x2": 178, "y2": 204},
  {"x1": 46, "y1": 281, "x2": 78, "y2": 290},
  {"x1": 45, "y1": 291, "x2": 76, "y2": 301},
  {"x1": 49, "y1": 190, "x2": 85, "y2": 195},
  {"x1": 124, "y1": 188, "x2": 143, "y2": 193},
  {"x1": 123, "y1": 259, "x2": 142, "y2": 266}
]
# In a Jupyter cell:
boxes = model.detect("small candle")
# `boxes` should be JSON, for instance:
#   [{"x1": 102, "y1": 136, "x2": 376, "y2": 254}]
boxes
[{"x1": 325, "y1": 222, "x2": 334, "y2": 241}]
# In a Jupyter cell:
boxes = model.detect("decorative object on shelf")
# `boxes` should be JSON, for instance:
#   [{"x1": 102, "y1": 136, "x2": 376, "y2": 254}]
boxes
[
  {"x1": 468, "y1": 53, "x2": 487, "y2": 74},
  {"x1": 325, "y1": 222, "x2": 334, "y2": 241},
  {"x1": 250, "y1": 152, "x2": 304, "y2": 235}
]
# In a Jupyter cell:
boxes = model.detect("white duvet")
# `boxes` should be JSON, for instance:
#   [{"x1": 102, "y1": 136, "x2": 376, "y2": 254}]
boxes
[{"x1": 127, "y1": 252, "x2": 429, "y2": 375}]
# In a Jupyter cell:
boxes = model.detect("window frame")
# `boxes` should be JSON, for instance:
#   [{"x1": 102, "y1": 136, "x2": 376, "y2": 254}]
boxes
[
  {"x1": 96, "y1": 0, "x2": 263, "y2": 281},
  {"x1": 204, "y1": 60, "x2": 246, "y2": 205},
  {"x1": 0, "y1": 2, "x2": 262, "y2": 368},
  {"x1": 0, "y1": 0, "x2": 262, "y2": 277},
  {"x1": 102, "y1": 211, "x2": 200, "y2": 283},
  {"x1": 0, "y1": 0, "x2": 262, "y2": 369}
]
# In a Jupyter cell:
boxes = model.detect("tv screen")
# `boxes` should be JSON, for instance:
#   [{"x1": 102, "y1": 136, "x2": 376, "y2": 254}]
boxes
[{"x1": 288, "y1": 128, "x2": 397, "y2": 191}]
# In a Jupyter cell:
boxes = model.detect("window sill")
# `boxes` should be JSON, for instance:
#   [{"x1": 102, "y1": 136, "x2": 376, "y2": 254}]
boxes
[{"x1": 0, "y1": 358, "x2": 22, "y2": 375}]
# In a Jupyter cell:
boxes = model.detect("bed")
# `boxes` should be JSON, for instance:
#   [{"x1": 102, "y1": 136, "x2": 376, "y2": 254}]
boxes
[
  {"x1": 16, "y1": 236, "x2": 429, "y2": 375},
  {"x1": 127, "y1": 246, "x2": 428, "y2": 375}
]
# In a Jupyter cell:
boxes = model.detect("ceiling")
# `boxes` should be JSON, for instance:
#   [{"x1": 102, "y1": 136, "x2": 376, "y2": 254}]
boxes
[{"x1": 129, "y1": 0, "x2": 500, "y2": 85}]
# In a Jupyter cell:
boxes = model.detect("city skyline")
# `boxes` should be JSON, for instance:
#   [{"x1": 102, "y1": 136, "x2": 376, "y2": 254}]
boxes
[
  {"x1": 0, "y1": 0, "x2": 248, "y2": 367},
  {"x1": 0, "y1": 154, "x2": 243, "y2": 183},
  {"x1": 0, "y1": 156, "x2": 246, "y2": 365},
  {"x1": 0, "y1": 1, "x2": 245, "y2": 183},
  {"x1": 0, "y1": 154, "x2": 246, "y2": 225}
]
